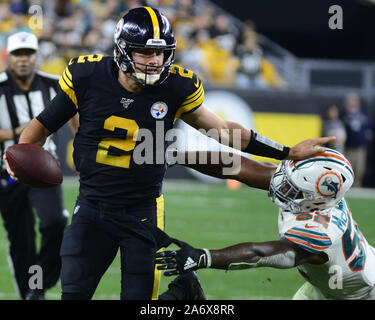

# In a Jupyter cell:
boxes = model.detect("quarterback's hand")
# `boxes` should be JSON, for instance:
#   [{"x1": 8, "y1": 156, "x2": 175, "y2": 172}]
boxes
[
  {"x1": 3, "y1": 154, "x2": 18, "y2": 181},
  {"x1": 287, "y1": 136, "x2": 336, "y2": 160},
  {"x1": 155, "y1": 238, "x2": 210, "y2": 276}
]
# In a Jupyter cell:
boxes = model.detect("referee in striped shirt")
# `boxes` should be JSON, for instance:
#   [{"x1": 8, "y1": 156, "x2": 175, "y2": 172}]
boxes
[{"x1": 0, "y1": 32, "x2": 77, "y2": 300}]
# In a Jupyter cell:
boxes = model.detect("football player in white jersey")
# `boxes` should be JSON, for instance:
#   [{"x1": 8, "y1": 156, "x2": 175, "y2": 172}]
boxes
[{"x1": 156, "y1": 149, "x2": 375, "y2": 300}]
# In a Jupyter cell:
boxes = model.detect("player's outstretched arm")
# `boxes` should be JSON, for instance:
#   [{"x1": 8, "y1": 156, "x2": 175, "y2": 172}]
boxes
[
  {"x1": 182, "y1": 105, "x2": 336, "y2": 161},
  {"x1": 156, "y1": 238, "x2": 327, "y2": 276},
  {"x1": 181, "y1": 106, "x2": 251, "y2": 150},
  {"x1": 179, "y1": 151, "x2": 276, "y2": 190},
  {"x1": 235, "y1": 155, "x2": 276, "y2": 190}
]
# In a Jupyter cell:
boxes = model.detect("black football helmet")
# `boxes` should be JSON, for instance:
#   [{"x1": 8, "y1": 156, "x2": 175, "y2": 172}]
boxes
[{"x1": 114, "y1": 6, "x2": 176, "y2": 86}]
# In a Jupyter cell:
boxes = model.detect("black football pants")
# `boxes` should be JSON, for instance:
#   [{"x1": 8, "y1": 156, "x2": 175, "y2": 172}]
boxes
[
  {"x1": 60, "y1": 195, "x2": 165, "y2": 300},
  {"x1": 0, "y1": 182, "x2": 67, "y2": 299}
]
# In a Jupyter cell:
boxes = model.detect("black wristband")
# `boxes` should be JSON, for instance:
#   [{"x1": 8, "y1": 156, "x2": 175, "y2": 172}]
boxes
[{"x1": 244, "y1": 130, "x2": 290, "y2": 160}]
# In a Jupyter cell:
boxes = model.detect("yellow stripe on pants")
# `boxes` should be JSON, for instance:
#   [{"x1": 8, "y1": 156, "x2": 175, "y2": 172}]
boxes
[{"x1": 152, "y1": 194, "x2": 165, "y2": 300}]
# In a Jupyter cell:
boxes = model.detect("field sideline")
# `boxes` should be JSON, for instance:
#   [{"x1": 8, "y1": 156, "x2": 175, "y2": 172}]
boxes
[{"x1": 0, "y1": 178, "x2": 374, "y2": 300}]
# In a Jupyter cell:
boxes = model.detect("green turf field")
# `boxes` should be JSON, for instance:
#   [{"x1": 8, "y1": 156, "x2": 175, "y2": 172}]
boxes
[{"x1": 0, "y1": 179, "x2": 374, "y2": 300}]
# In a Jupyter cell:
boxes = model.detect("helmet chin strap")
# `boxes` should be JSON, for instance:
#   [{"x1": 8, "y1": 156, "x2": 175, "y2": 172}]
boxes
[
  {"x1": 133, "y1": 70, "x2": 162, "y2": 85},
  {"x1": 129, "y1": 60, "x2": 165, "y2": 86},
  {"x1": 120, "y1": 67, "x2": 163, "y2": 86}
]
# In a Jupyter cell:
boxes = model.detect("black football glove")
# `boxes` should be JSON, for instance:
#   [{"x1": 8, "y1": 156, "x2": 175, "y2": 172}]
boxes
[{"x1": 155, "y1": 238, "x2": 210, "y2": 276}]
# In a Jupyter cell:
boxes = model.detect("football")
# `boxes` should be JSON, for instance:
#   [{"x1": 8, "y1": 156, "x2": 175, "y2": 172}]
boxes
[{"x1": 5, "y1": 143, "x2": 63, "y2": 188}]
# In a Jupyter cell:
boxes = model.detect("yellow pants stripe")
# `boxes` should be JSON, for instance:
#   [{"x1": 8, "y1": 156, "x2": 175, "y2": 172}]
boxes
[{"x1": 152, "y1": 194, "x2": 165, "y2": 300}]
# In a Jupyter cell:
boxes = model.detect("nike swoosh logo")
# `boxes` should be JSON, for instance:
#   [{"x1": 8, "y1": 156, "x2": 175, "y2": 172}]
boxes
[
  {"x1": 194, "y1": 78, "x2": 200, "y2": 88},
  {"x1": 305, "y1": 224, "x2": 317, "y2": 228}
]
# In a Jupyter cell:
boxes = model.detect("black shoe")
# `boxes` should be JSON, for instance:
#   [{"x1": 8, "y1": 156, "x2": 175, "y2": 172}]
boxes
[
  {"x1": 25, "y1": 289, "x2": 45, "y2": 300},
  {"x1": 167, "y1": 271, "x2": 206, "y2": 300}
]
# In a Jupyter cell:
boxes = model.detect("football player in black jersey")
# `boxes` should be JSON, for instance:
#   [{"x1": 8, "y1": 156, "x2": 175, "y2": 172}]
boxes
[{"x1": 4, "y1": 7, "x2": 334, "y2": 300}]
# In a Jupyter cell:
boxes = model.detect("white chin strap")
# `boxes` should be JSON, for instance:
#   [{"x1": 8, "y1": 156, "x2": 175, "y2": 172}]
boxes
[{"x1": 133, "y1": 71, "x2": 162, "y2": 85}]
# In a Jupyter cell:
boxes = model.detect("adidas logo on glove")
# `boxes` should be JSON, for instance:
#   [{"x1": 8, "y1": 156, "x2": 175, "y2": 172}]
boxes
[{"x1": 184, "y1": 257, "x2": 197, "y2": 270}]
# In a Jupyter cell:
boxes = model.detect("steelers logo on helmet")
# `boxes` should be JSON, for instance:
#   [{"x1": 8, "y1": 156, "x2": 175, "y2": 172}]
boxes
[
  {"x1": 151, "y1": 102, "x2": 168, "y2": 119},
  {"x1": 114, "y1": 18, "x2": 124, "y2": 41},
  {"x1": 316, "y1": 171, "x2": 342, "y2": 198}
]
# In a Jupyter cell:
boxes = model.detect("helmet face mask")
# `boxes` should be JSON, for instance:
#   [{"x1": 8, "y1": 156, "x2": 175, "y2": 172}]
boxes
[
  {"x1": 269, "y1": 149, "x2": 354, "y2": 214},
  {"x1": 113, "y1": 7, "x2": 177, "y2": 86},
  {"x1": 269, "y1": 162, "x2": 317, "y2": 213}
]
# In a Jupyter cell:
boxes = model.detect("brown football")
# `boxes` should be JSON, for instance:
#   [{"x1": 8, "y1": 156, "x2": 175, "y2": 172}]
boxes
[{"x1": 5, "y1": 143, "x2": 63, "y2": 188}]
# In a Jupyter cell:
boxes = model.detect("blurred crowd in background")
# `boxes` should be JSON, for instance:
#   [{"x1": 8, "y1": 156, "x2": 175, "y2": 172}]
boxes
[{"x1": 0, "y1": 0, "x2": 285, "y2": 88}]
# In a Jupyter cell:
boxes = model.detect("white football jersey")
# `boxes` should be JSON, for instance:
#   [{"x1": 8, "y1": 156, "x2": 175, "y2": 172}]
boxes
[{"x1": 278, "y1": 199, "x2": 375, "y2": 299}]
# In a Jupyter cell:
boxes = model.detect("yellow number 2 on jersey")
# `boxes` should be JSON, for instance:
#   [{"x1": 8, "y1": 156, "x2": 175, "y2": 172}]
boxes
[
  {"x1": 96, "y1": 116, "x2": 139, "y2": 169},
  {"x1": 170, "y1": 65, "x2": 193, "y2": 79},
  {"x1": 77, "y1": 54, "x2": 104, "y2": 64}
]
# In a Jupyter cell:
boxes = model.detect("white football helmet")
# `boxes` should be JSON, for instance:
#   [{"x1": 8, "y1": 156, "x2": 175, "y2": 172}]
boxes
[{"x1": 269, "y1": 148, "x2": 354, "y2": 213}]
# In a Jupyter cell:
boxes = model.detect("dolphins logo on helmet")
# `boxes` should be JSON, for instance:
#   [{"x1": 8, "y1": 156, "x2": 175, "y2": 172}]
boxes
[{"x1": 269, "y1": 148, "x2": 354, "y2": 213}]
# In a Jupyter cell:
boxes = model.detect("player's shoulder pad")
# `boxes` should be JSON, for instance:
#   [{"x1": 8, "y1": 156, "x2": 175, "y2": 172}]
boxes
[
  {"x1": 169, "y1": 64, "x2": 204, "y2": 117},
  {"x1": 59, "y1": 54, "x2": 107, "y2": 109},
  {"x1": 283, "y1": 216, "x2": 333, "y2": 254},
  {"x1": 169, "y1": 64, "x2": 202, "y2": 93},
  {"x1": 329, "y1": 199, "x2": 351, "y2": 239},
  {"x1": 64, "y1": 53, "x2": 106, "y2": 81}
]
